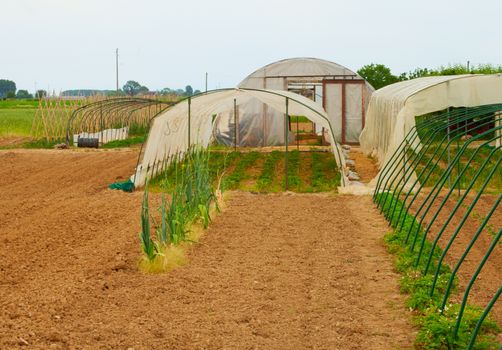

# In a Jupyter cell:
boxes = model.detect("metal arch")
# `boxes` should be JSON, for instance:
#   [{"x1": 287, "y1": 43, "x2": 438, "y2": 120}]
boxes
[
  {"x1": 65, "y1": 97, "x2": 173, "y2": 145},
  {"x1": 373, "y1": 105, "x2": 501, "y2": 201},
  {"x1": 373, "y1": 103, "x2": 502, "y2": 348},
  {"x1": 375, "y1": 105, "x2": 501, "y2": 212}
]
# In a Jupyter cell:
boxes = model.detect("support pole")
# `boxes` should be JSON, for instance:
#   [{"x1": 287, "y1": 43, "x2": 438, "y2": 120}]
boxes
[
  {"x1": 457, "y1": 115, "x2": 460, "y2": 196},
  {"x1": 296, "y1": 115, "x2": 299, "y2": 150},
  {"x1": 188, "y1": 97, "x2": 191, "y2": 148},
  {"x1": 284, "y1": 97, "x2": 289, "y2": 191},
  {"x1": 234, "y1": 98, "x2": 237, "y2": 151},
  {"x1": 447, "y1": 107, "x2": 451, "y2": 189},
  {"x1": 100, "y1": 102, "x2": 103, "y2": 146}
]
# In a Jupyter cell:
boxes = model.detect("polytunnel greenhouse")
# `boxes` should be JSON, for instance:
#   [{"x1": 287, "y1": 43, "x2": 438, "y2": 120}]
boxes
[
  {"x1": 363, "y1": 75, "x2": 502, "y2": 348},
  {"x1": 360, "y1": 74, "x2": 502, "y2": 169},
  {"x1": 131, "y1": 88, "x2": 348, "y2": 188},
  {"x1": 216, "y1": 57, "x2": 374, "y2": 146}
]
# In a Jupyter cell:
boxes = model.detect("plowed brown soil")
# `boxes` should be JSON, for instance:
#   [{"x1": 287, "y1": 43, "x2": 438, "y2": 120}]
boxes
[
  {"x1": 410, "y1": 194, "x2": 502, "y2": 326},
  {"x1": 0, "y1": 149, "x2": 414, "y2": 349}
]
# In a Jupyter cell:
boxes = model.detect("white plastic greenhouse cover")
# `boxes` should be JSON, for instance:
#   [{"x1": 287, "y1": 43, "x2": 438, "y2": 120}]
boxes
[
  {"x1": 239, "y1": 57, "x2": 360, "y2": 84},
  {"x1": 212, "y1": 57, "x2": 373, "y2": 146},
  {"x1": 359, "y1": 74, "x2": 502, "y2": 171},
  {"x1": 132, "y1": 88, "x2": 348, "y2": 187}
]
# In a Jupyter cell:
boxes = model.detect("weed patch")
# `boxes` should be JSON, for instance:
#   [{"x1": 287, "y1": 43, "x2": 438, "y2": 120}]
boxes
[{"x1": 101, "y1": 136, "x2": 145, "y2": 148}]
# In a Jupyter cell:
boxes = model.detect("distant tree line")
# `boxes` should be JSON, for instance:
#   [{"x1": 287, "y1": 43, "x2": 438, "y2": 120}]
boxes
[
  {"x1": 0, "y1": 78, "x2": 201, "y2": 99},
  {"x1": 61, "y1": 89, "x2": 117, "y2": 97},
  {"x1": 61, "y1": 81, "x2": 201, "y2": 97},
  {"x1": 3, "y1": 63, "x2": 502, "y2": 99},
  {"x1": 357, "y1": 63, "x2": 502, "y2": 90}
]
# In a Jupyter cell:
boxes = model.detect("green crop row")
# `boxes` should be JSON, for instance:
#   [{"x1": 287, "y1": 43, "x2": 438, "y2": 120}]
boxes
[
  {"x1": 150, "y1": 149, "x2": 341, "y2": 194},
  {"x1": 223, "y1": 151, "x2": 261, "y2": 190},
  {"x1": 256, "y1": 151, "x2": 283, "y2": 191},
  {"x1": 139, "y1": 146, "x2": 221, "y2": 272}
]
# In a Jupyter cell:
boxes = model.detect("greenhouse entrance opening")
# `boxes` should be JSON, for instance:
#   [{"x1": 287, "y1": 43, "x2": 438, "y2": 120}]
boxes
[
  {"x1": 323, "y1": 79, "x2": 367, "y2": 145},
  {"x1": 288, "y1": 83, "x2": 324, "y2": 146}
]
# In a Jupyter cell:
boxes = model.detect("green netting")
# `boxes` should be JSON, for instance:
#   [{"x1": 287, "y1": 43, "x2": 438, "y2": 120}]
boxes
[{"x1": 108, "y1": 179, "x2": 135, "y2": 192}]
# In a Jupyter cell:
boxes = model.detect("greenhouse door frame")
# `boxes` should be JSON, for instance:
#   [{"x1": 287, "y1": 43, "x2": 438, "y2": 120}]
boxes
[{"x1": 322, "y1": 79, "x2": 366, "y2": 145}]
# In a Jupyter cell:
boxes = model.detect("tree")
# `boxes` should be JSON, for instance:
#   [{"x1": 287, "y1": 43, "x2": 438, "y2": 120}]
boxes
[
  {"x1": 400, "y1": 63, "x2": 502, "y2": 80},
  {"x1": 357, "y1": 64, "x2": 400, "y2": 90},
  {"x1": 0, "y1": 79, "x2": 16, "y2": 98},
  {"x1": 35, "y1": 90, "x2": 47, "y2": 99},
  {"x1": 401, "y1": 68, "x2": 431, "y2": 80},
  {"x1": 160, "y1": 87, "x2": 174, "y2": 95},
  {"x1": 123, "y1": 80, "x2": 149, "y2": 96},
  {"x1": 106, "y1": 90, "x2": 125, "y2": 97},
  {"x1": 138, "y1": 85, "x2": 149, "y2": 95},
  {"x1": 185, "y1": 85, "x2": 194, "y2": 96},
  {"x1": 16, "y1": 90, "x2": 33, "y2": 99}
]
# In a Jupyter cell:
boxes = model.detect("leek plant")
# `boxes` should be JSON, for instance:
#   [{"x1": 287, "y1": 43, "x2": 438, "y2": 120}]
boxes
[
  {"x1": 139, "y1": 146, "x2": 220, "y2": 268},
  {"x1": 139, "y1": 183, "x2": 156, "y2": 261}
]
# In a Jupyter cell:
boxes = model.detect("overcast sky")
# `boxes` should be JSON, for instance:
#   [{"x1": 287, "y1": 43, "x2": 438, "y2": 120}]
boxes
[{"x1": 1, "y1": 0, "x2": 501, "y2": 93}]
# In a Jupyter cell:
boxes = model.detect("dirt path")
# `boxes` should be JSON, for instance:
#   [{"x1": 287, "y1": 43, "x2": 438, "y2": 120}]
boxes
[
  {"x1": 0, "y1": 149, "x2": 414, "y2": 349},
  {"x1": 349, "y1": 146, "x2": 379, "y2": 183}
]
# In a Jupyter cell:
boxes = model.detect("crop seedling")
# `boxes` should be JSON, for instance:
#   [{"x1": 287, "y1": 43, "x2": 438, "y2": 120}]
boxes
[
  {"x1": 286, "y1": 150, "x2": 302, "y2": 190},
  {"x1": 223, "y1": 151, "x2": 260, "y2": 190},
  {"x1": 139, "y1": 183, "x2": 156, "y2": 261},
  {"x1": 255, "y1": 151, "x2": 283, "y2": 192}
]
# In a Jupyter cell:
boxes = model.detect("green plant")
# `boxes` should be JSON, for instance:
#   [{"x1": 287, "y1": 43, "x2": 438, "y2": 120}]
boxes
[
  {"x1": 256, "y1": 151, "x2": 282, "y2": 192},
  {"x1": 223, "y1": 151, "x2": 260, "y2": 190},
  {"x1": 199, "y1": 204, "x2": 210, "y2": 229},
  {"x1": 415, "y1": 305, "x2": 500, "y2": 350},
  {"x1": 289, "y1": 115, "x2": 310, "y2": 123},
  {"x1": 377, "y1": 193, "x2": 501, "y2": 349},
  {"x1": 101, "y1": 135, "x2": 145, "y2": 148},
  {"x1": 140, "y1": 146, "x2": 221, "y2": 270},
  {"x1": 139, "y1": 184, "x2": 156, "y2": 261},
  {"x1": 150, "y1": 148, "x2": 341, "y2": 194},
  {"x1": 19, "y1": 139, "x2": 59, "y2": 149},
  {"x1": 286, "y1": 149, "x2": 301, "y2": 189},
  {"x1": 0, "y1": 108, "x2": 37, "y2": 138}
]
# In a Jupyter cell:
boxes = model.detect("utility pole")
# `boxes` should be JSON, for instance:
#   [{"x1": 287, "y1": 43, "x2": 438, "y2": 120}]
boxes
[
  {"x1": 205, "y1": 72, "x2": 208, "y2": 93},
  {"x1": 116, "y1": 48, "x2": 119, "y2": 92},
  {"x1": 467, "y1": 60, "x2": 470, "y2": 72}
]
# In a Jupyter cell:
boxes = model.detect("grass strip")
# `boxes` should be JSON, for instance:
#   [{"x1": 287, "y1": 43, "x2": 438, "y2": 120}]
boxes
[{"x1": 101, "y1": 136, "x2": 145, "y2": 148}]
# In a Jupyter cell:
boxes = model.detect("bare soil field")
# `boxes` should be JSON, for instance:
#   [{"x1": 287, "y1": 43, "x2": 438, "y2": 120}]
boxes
[{"x1": 0, "y1": 149, "x2": 414, "y2": 349}]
